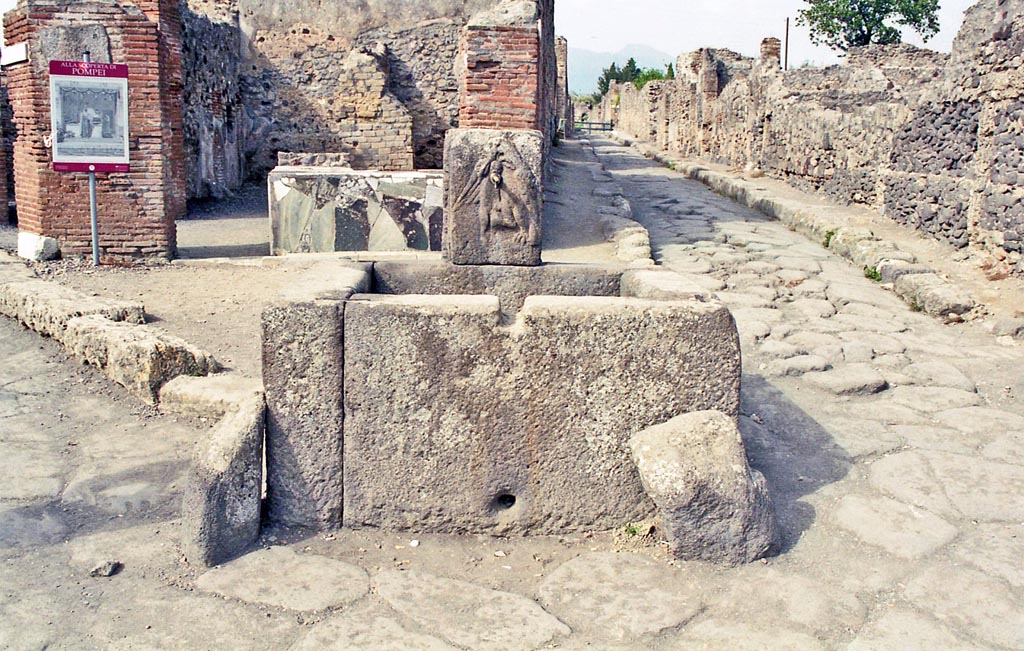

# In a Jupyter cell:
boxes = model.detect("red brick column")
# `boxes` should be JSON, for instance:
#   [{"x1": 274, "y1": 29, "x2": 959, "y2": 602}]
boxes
[
  {"x1": 458, "y1": 25, "x2": 541, "y2": 131},
  {"x1": 4, "y1": 0, "x2": 186, "y2": 260}
]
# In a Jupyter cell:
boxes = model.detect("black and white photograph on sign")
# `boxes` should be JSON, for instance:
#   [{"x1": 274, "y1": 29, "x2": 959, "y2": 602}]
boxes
[{"x1": 49, "y1": 75, "x2": 129, "y2": 164}]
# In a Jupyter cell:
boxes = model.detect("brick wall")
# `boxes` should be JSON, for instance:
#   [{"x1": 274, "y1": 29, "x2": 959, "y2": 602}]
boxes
[
  {"x1": 0, "y1": 72, "x2": 10, "y2": 224},
  {"x1": 4, "y1": 0, "x2": 186, "y2": 259},
  {"x1": 459, "y1": 25, "x2": 542, "y2": 131}
]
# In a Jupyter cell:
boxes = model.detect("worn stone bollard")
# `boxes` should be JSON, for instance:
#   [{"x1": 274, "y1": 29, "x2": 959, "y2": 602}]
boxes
[
  {"x1": 443, "y1": 128, "x2": 544, "y2": 266},
  {"x1": 182, "y1": 397, "x2": 265, "y2": 567},
  {"x1": 629, "y1": 410, "x2": 779, "y2": 565}
]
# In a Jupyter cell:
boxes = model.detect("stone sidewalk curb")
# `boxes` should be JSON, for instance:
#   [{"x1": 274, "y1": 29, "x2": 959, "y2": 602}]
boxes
[
  {"x1": 0, "y1": 251, "x2": 224, "y2": 403},
  {"x1": 0, "y1": 251, "x2": 265, "y2": 568},
  {"x1": 611, "y1": 135, "x2": 984, "y2": 324},
  {"x1": 577, "y1": 137, "x2": 654, "y2": 266}
]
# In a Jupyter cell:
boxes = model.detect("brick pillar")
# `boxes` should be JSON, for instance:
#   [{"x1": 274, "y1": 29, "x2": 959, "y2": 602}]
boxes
[
  {"x1": 3, "y1": 0, "x2": 186, "y2": 260},
  {"x1": 458, "y1": 25, "x2": 542, "y2": 131},
  {"x1": 0, "y1": 72, "x2": 10, "y2": 224}
]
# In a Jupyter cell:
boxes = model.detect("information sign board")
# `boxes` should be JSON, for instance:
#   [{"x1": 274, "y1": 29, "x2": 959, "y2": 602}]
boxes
[{"x1": 49, "y1": 60, "x2": 129, "y2": 173}]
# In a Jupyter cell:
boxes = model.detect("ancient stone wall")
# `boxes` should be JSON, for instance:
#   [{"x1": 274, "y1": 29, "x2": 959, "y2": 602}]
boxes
[
  {"x1": 4, "y1": 0, "x2": 186, "y2": 258},
  {"x1": 179, "y1": 0, "x2": 515, "y2": 200},
  {"x1": 599, "y1": 0, "x2": 1024, "y2": 273}
]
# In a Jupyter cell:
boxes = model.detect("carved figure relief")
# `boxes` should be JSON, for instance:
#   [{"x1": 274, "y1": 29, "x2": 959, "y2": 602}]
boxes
[{"x1": 453, "y1": 134, "x2": 540, "y2": 246}]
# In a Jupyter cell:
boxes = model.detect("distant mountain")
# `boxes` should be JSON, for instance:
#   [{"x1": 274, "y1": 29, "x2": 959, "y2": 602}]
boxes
[{"x1": 568, "y1": 43, "x2": 675, "y2": 96}]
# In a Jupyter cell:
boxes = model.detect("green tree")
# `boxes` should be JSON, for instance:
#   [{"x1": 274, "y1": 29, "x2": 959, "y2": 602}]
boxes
[
  {"x1": 620, "y1": 57, "x2": 641, "y2": 82},
  {"x1": 666, "y1": 62, "x2": 675, "y2": 79},
  {"x1": 633, "y1": 67, "x2": 669, "y2": 90},
  {"x1": 796, "y1": 0, "x2": 940, "y2": 51}
]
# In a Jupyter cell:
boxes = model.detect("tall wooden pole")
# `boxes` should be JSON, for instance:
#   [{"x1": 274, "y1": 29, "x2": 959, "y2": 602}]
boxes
[{"x1": 784, "y1": 18, "x2": 790, "y2": 70}]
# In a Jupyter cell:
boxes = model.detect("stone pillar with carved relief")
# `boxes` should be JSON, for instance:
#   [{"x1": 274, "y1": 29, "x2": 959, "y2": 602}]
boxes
[{"x1": 443, "y1": 128, "x2": 543, "y2": 266}]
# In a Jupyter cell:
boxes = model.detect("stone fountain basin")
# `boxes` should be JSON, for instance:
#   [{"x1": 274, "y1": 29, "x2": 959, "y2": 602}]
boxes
[{"x1": 262, "y1": 261, "x2": 741, "y2": 535}]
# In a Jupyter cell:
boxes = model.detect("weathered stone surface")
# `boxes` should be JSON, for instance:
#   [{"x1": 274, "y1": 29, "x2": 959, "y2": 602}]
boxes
[
  {"x1": 901, "y1": 361, "x2": 976, "y2": 392},
  {"x1": 834, "y1": 494, "x2": 958, "y2": 559},
  {"x1": 343, "y1": 294, "x2": 740, "y2": 533},
  {"x1": 673, "y1": 619, "x2": 826, "y2": 651},
  {"x1": 629, "y1": 411, "x2": 778, "y2": 564},
  {"x1": 715, "y1": 566, "x2": 867, "y2": 634},
  {"x1": 847, "y1": 609, "x2": 989, "y2": 651},
  {"x1": 88, "y1": 586, "x2": 299, "y2": 651},
  {"x1": 925, "y1": 451, "x2": 1024, "y2": 522},
  {"x1": 372, "y1": 260, "x2": 624, "y2": 314},
  {"x1": 291, "y1": 614, "x2": 460, "y2": 651},
  {"x1": 0, "y1": 278, "x2": 144, "y2": 344},
  {"x1": 537, "y1": 552, "x2": 704, "y2": 640},
  {"x1": 894, "y1": 273, "x2": 975, "y2": 317},
  {"x1": 954, "y1": 524, "x2": 1024, "y2": 588},
  {"x1": 16, "y1": 231, "x2": 60, "y2": 261},
  {"x1": 263, "y1": 300, "x2": 346, "y2": 528},
  {"x1": 182, "y1": 398, "x2": 265, "y2": 568},
  {"x1": 904, "y1": 564, "x2": 1024, "y2": 649},
  {"x1": 443, "y1": 129, "x2": 544, "y2": 266},
  {"x1": 195, "y1": 546, "x2": 369, "y2": 611},
  {"x1": 875, "y1": 259, "x2": 933, "y2": 284},
  {"x1": 269, "y1": 169, "x2": 444, "y2": 255},
  {"x1": 159, "y1": 374, "x2": 264, "y2": 420},
  {"x1": 889, "y1": 386, "x2": 981, "y2": 411},
  {"x1": 804, "y1": 365, "x2": 889, "y2": 396},
  {"x1": 765, "y1": 354, "x2": 832, "y2": 377},
  {"x1": 934, "y1": 406, "x2": 1021, "y2": 434},
  {"x1": 63, "y1": 315, "x2": 219, "y2": 404},
  {"x1": 620, "y1": 268, "x2": 715, "y2": 301},
  {"x1": 868, "y1": 451, "x2": 959, "y2": 519},
  {"x1": 375, "y1": 570, "x2": 570, "y2": 651}
]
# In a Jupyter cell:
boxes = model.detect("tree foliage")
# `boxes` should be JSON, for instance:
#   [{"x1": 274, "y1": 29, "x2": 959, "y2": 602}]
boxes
[
  {"x1": 593, "y1": 58, "x2": 676, "y2": 102},
  {"x1": 796, "y1": 0, "x2": 940, "y2": 51}
]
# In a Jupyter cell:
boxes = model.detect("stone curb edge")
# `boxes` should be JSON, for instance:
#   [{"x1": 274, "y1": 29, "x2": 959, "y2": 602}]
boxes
[
  {"x1": 576, "y1": 137, "x2": 655, "y2": 266},
  {"x1": 0, "y1": 251, "x2": 265, "y2": 568},
  {"x1": 612, "y1": 134, "x2": 983, "y2": 324}
]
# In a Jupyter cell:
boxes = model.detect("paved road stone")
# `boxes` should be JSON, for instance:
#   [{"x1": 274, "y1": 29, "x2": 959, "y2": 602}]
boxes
[{"x1": 375, "y1": 570, "x2": 570, "y2": 651}]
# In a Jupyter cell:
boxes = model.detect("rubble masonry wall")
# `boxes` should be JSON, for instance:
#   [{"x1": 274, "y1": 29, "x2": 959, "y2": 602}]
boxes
[{"x1": 598, "y1": 0, "x2": 1024, "y2": 274}]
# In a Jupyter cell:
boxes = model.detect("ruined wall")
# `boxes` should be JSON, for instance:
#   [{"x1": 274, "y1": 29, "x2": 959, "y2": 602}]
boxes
[
  {"x1": 600, "y1": 0, "x2": 1024, "y2": 273},
  {"x1": 180, "y1": 0, "x2": 513, "y2": 200},
  {"x1": 4, "y1": 0, "x2": 186, "y2": 258}
]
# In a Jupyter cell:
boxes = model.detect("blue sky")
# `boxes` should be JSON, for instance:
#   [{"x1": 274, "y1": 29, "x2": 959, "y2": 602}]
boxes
[{"x1": 555, "y1": 0, "x2": 978, "y2": 67}]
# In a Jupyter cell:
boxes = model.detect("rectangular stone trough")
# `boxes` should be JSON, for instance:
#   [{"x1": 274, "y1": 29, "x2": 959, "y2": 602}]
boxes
[{"x1": 262, "y1": 262, "x2": 741, "y2": 535}]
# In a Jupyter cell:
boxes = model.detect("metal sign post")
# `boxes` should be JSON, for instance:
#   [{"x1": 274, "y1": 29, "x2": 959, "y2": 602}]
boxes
[
  {"x1": 48, "y1": 56, "x2": 130, "y2": 266},
  {"x1": 84, "y1": 52, "x2": 99, "y2": 266}
]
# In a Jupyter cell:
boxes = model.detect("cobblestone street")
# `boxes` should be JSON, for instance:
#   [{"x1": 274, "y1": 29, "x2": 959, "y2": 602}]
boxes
[{"x1": 1, "y1": 138, "x2": 1022, "y2": 650}]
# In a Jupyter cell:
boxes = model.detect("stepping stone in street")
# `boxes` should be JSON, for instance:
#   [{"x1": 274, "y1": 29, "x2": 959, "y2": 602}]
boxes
[
  {"x1": 195, "y1": 546, "x2": 369, "y2": 612},
  {"x1": 537, "y1": 552, "x2": 704, "y2": 641},
  {"x1": 374, "y1": 570, "x2": 569, "y2": 651}
]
